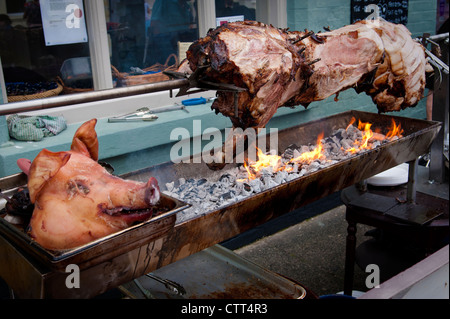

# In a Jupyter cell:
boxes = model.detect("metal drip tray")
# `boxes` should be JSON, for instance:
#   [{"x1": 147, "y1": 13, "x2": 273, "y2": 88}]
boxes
[{"x1": 121, "y1": 244, "x2": 310, "y2": 299}]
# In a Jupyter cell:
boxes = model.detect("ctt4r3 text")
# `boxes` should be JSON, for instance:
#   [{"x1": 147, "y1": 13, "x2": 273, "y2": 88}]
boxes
[{"x1": 181, "y1": 303, "x2": 268, "y2": 316}]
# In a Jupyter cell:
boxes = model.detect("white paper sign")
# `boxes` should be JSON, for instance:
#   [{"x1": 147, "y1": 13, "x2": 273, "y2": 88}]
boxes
[
  {"x1": 216, "y1": 15, "x2": 244, "y2": 26},
  {"x1": 40, "y1": 0, "x2": 88, "y2": 46}
]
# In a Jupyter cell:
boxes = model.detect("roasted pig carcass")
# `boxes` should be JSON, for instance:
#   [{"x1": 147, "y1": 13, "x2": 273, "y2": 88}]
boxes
[
  {"x1": 183, "y1": 19, "x2": 429, "y2": 168},
  {"x1": 24, "y1": 119, "x2": 161, "y2": 250}
]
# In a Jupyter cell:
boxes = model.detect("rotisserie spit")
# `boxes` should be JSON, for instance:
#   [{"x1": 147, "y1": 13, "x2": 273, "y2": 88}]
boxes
[{"x1": 180, "y1": 19, "x2": 432, "y2": 168}]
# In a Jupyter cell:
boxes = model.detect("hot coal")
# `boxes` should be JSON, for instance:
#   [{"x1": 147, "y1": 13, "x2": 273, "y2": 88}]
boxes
[{"x1": 165, "y1": 123, "x2": 400, "y2": 223}]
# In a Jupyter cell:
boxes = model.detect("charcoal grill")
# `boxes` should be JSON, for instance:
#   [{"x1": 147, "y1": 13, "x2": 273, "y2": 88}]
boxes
[{"x1": 0, "y1": 110, "x2": 441, "y2": 298}]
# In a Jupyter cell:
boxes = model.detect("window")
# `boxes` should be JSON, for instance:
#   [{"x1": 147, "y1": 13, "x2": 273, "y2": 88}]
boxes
[
  {"x1": 106, "y1": 0, "x2": 199, "y2": 87},
  {"x1": 0, "y1": 0, "x2": 90, "y2": 102},
  {"x1": 215, "y1": 0, "x2": 256, "y2": 25},
  {"x1": 0, "y1": 0, "x2": 286, "y2": 109}
]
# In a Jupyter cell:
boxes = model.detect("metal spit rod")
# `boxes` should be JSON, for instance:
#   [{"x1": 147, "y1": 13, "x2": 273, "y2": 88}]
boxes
[{"x1": 0, "y1": 79, "x2": 189, "y2": 116}]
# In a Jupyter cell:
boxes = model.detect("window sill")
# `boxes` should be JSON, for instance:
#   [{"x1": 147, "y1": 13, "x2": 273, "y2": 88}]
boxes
[
  {"x1": 0, "y1": 102, "x2": 312, "y2": 178},
  {"x1": 1, "y1": 87, "x2": 426, "y2": 178}
]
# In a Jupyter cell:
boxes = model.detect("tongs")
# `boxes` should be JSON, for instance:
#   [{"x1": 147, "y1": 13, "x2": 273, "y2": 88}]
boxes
[
  {"x1": 144, "y1": 273, "x2": 186, "y2": 296},
  {"x1": 425, "y1": 48, "x2": 449, "y2": 74},
  {"x1": 108, "y1": 107, "x2": 158, "y2": 123},
  {"x1": 108, "y1": 97, "x2": 216, "y2": 122}
]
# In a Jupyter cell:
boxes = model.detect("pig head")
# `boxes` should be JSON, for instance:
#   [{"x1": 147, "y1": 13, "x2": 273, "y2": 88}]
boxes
[{"x1": 27, "y1": 119, "x2": 160, "y2": 250}]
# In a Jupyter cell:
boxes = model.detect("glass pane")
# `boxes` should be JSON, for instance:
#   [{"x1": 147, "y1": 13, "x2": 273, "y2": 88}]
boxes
[
  {"x1": 0, "y1": 1, "x2": 90, "y2": 103},
  {"x1": 106, "y1": 0, "x2": 198, "y2": 87},
  {"x1": 215, "y1": 0, "x2": 256, "y2": 26}
]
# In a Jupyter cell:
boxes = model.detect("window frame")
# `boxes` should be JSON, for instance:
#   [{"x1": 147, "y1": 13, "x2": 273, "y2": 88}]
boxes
[
  {"x1": 88, "y1": 0, "x2": 287, "y2": 91},
  {"x1": 2, "y1": 0, "x2": 287, "y2": 120}
]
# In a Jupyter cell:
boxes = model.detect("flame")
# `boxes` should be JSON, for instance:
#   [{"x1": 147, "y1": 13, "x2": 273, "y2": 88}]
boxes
[
  {"x1": 243, "y1": 148, "x2": 283, "y2": 180},
  {"x1": 346, "y1": 117, "x2": 356, "y2": 130},
  {"x1": 290, "y1": 132, "x2": 325, "y2": 164},
  {"x1": 242, "y1": 133, "x2": 325, "y2": 181},
  {"x1": 385, "y1": 118, "x2": 404, "y2": 139},
  {"x1": 239, "y1": 117, "x2": 404, "y2": 181},
  {"x1": 345, "y1": 120, "x2": 374, "y2": 154}
]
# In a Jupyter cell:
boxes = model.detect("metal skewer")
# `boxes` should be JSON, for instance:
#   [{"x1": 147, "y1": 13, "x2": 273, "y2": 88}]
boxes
[
  {"x1": 307, "y1": 58, "x2": 322, "y2": 66},
  {"x1": 291, "y1": 31, "x2": 314, "y2": 44}
]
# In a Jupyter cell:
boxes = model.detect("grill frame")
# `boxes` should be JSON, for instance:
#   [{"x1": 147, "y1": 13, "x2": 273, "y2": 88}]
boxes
[{"x1": 0, "y1": 110, "x2": 442, "y2": 298}]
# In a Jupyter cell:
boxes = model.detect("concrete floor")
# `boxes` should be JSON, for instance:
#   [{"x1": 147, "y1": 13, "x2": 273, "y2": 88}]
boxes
[
  {"x1": 230, "y1": 165, "x2": 449, "y2": 297},
  {"x1": 233, "y1": 205, "x2": 373, "y2": 297}
]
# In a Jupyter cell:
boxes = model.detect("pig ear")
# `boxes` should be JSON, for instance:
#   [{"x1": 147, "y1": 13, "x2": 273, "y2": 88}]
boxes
[
  {"x1": 28, "y1": 149, "x2": 71, "y2": 203},
  {"x1": 17, "y1": 158, "x2": 32, "y2": 176},
  {"x1": 70, "y1": 119, "x2": 99, "y2": 161}
]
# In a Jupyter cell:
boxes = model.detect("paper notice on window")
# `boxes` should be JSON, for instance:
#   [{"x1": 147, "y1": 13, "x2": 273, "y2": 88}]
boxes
[
  {"x1": 216, "y1": 15, "x2": 244, "y2": 26},
  {"x1": 40, "y1": 0, "x2": 88, "y2": 46}
]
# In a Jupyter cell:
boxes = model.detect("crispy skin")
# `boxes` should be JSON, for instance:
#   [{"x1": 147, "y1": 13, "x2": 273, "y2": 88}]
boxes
[
  {"x1": 354, "y1": 20, "x2": 428, "y2": 111},
  {"x1": 184, "y1": 20, "x2": 429, "y2": 169},
  {"x1": 187, "y1": 21, "x2": 313, "y2": 129},
  {"x1": 28, "y1": 119, "x2": 161, "y2": 250},
  {"x1": 186, "y1": 20, "x2": 428, "y2": 129}
]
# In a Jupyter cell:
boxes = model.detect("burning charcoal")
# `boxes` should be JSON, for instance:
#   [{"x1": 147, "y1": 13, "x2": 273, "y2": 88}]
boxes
[
  {"x1": 330, "y1": 143, "x2": 341, "y2": 154},
  {"x1": 275, "y1": 170, "x2": 288, "y2": 184},
  {"x1": 221, "y1": 191, "x2": 234, "y2": 200},
  {"x1": 243, "y1": 183, "x2": 252, "y2": 192},
  {"x1": 307, "y1": 161, "x2": 321, "y2": 172},
  {"x1": 298, "y1": 168, "x2": 307, "y2": 177},
  {"x1": 347, "y1": 126, "x2": 363, "y2": 140},
  {"x1": 219, "y1": 173, "x2": 234, "y2": 184},
  {"x1": 333, "y1": 128, "x2": 345, "y2": 140},
  {"x1": 177, "y1": 183, "x2": 189, "y2": 193},
  {"x1": 208, "y1": 184, "x2": 217, "y2": 194},
  {"x1": 292, "y1": 149, "x2": 302, "y2": 159},
  {"x1": 260, "y1": 166, "x2": 275, "y2": 176},
  {"x1": 283, "y1": 144, "x2": 300, "y2": 159},
  {"x1": 346, "y1": 124, "x2": 358, "y2": 135},
  {"x1": 249, "y1": 178, "x2": 262, "y2": 193},
  {"x1": 196, "y1": 189, "x2": 207, "y2": 199},
  {"x1": 323, "y1": 137, "x2": 334, "y2": 147},
  {"x1": 340, "y1": 139, "x2": 353, "y2": 150},
  {"x1": 389, "y1": 136, "x2": 399, "y2": 141},
  {"x1": 300, "y1": 145, "x2": 310, "y2": 154},
  {"x1": 331, "y1": 135, "x2": 341, "y2": 145},
  {"x1": 165, "y1": 181, "x2": 175, "y2": 192},
  {"x1": 292, "y1": 163, "x2": 300, "y2": 173},
  {"x1": 209, "y1": 195, "x2": 219, "y2": 202},
  {"x1": 262, "y1": 176, "x2": 278, "y2": 190}
]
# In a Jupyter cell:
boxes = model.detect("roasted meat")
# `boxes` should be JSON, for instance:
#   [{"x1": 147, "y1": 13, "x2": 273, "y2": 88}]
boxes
[
  {"x1": 187, "y1": 20, "x2": 313, "y2": 129},
  {"x1": 187, "y1": 20, "x2": 428, "y2": 125},
  {"x1": 183, "y1": 20, "x2": 429, "y2": 168},
  {"x1": 26, "y1": 119, "x2": 161, "y2": 250}
]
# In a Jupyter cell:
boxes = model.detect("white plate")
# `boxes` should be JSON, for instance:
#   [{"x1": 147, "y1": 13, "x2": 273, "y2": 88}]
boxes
[{"x1": 367, "y1": 163, "x2": 409, "y2": 187}]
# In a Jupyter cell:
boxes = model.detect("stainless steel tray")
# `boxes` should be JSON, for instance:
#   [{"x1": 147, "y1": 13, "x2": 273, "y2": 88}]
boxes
[
  {"x1": 121, "y1": 244, "x2": 309, "y2": 299},
  {"x1": 0, "y1": 181, "x2": 190, "y2": 270}
]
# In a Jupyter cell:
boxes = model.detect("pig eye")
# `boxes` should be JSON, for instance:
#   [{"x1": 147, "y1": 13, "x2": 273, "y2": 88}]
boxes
[{"x1": 67, "y1": 179, "x2": 90, "y2": 197}]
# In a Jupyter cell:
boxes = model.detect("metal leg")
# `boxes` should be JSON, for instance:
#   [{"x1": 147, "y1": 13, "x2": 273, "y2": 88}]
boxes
[
  {"x1": 429, "y1": 38, "x2": 449, "y2": 183},
  {"x1": 344, "y1": 218, "x2": 357, "y2": 296},
  {"x1": 407, "y1": 158, "x2": 418, "y2": 204}
]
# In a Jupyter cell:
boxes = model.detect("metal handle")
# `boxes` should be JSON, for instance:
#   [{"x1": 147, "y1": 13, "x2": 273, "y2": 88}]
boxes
[
  {"x1": 182, "y1": 97, "x2": 207, "y2": 106},
  {"x1": 107, "y1": 114, "x2": 158, "y2": 122}
]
